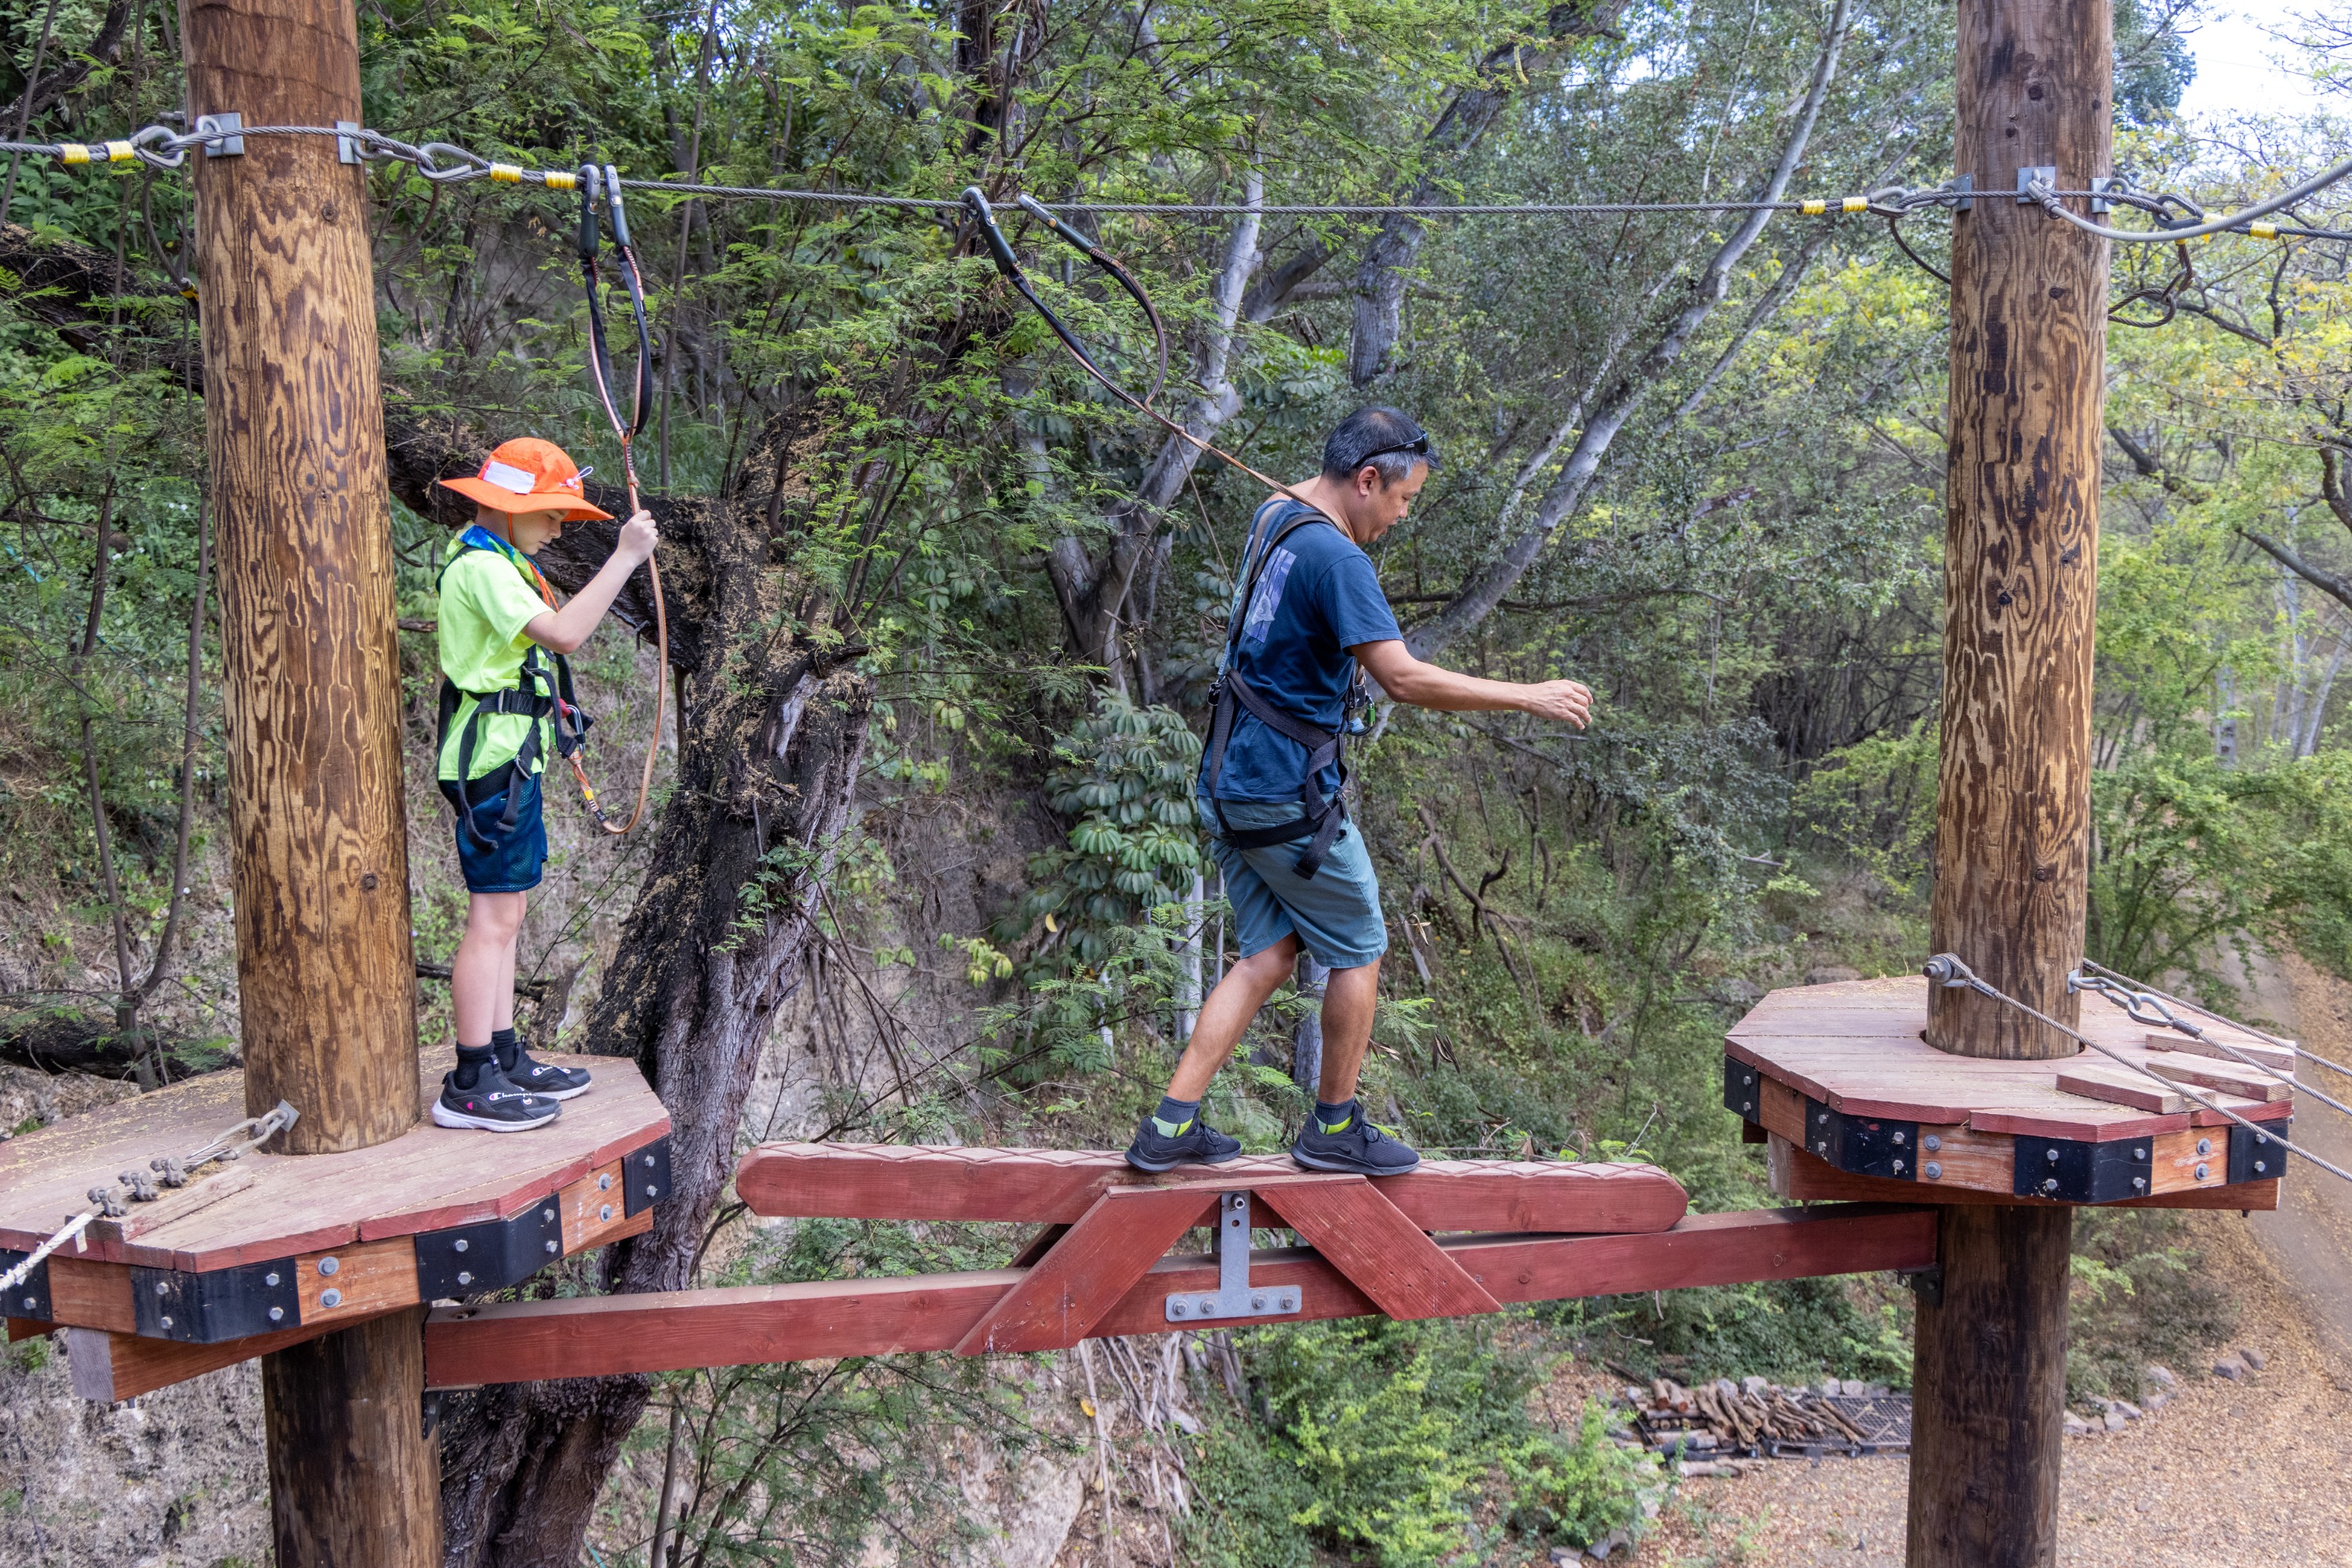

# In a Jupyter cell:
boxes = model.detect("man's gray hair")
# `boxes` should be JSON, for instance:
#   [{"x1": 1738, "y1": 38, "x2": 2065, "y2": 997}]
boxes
[{"x1": 1322, "y1": 406, "x2": 1439, "y2": 488}]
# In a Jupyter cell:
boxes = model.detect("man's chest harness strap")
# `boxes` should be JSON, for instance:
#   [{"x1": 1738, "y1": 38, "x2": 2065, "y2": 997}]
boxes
[{"x1": 1202, "y1": 500, "x2": 1371, "y2": 881}]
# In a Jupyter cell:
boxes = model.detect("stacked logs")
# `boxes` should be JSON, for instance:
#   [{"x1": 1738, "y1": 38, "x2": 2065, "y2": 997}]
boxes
[{"x1": 1623, "y1": 1377, "x2": 1901, "y2": 1466}]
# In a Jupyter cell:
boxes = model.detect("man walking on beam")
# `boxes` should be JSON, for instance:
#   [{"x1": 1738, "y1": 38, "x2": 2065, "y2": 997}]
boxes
[{"x1": 1127, "y1": 407, "x2": 1595, "y2": 1177}]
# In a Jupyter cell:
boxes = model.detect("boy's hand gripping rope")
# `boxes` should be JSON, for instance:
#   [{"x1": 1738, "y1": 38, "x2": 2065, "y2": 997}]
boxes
[{"x1": 572, "y1": 164, "x2": 668, "y2": 838}]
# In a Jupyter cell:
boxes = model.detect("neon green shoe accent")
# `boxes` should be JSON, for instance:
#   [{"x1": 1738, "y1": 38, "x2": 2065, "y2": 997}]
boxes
[
  {"x1": 1152, "y1": 1115, "x2": 1195, "y2": 1137},
  {"x1": 1319, "y1": 1114, "x2": 1353, "y2": 1134}
]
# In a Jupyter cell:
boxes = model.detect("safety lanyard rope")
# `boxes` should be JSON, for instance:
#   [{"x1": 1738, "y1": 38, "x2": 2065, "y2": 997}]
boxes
[
  {"x1": 959, "y1": 187, "x2": 1317, "y2": 511},
  {"x1": 572, "y1": 162, "x2": 670, "y2": 837}
]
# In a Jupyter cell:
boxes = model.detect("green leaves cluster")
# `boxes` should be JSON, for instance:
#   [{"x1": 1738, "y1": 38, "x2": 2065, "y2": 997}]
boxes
[{"x1": 1014, "y1": 695, "x2": 1203, "y2": 968}]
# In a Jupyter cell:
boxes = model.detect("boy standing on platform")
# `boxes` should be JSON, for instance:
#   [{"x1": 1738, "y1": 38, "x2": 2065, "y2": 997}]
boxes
[
  {"x1": 431, "y1": 437, "x2": 657, "y2": 1132},
  {"x1": 1127, "y1": 408, "x2": 1595, "y2": 1176}
]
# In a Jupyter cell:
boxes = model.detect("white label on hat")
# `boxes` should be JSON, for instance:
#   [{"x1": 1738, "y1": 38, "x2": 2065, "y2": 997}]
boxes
[{"x1": 481, "y1": 459, "x2": 536, "y2": 494}]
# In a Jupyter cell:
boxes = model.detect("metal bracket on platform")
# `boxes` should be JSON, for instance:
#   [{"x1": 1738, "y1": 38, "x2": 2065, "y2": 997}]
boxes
[
  {"x1": 0, "y1": 1249, "x2": 50, "y2": 1321},
  {"x1": 1899, "y1": 1265, "x2": 1943, "y2": 1307},
  {"x1": 192, "y1": 112, "x2": 243, "y2": 158},
  {"x1": 1163, "y1": 1192, "x2": 1301, "y2": 1323},
  {"x1": 2016, "y1": 164, "x2": 2056, "y2": 203}
]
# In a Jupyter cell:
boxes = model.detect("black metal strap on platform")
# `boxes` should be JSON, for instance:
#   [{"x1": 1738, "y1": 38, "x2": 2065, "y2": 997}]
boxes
[{"x1": 1202, "y1": 501, "x2": 1368, "y2": 880}]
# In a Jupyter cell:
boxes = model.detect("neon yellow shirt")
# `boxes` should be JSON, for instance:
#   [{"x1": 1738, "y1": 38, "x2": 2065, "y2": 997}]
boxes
[{"x1": 435, "y1": 528, "x2": 557, "y2": 782}]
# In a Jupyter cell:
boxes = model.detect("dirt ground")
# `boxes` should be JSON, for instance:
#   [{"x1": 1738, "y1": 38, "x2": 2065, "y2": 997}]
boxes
[{"x1": 1619, "y1": 956, "x2": 2352, "y2": 1567}]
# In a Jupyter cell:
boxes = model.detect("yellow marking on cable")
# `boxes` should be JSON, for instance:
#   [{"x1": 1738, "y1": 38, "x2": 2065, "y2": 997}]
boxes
[
  {"x1": 58, "y1": 143, "x2": 90, "y2": 165},
  {"x1": 1842, "y1": 195, "x2": 1867, "y2": 212},
  {"x1": 2249, "y1": 221, "x2": 2278, "y2": 240},
  {"x1": 543, "y1": 169, "x2": 578, "y2": 190},
  {"x1": 489, "y1": 163, "x2": 524, "y2": 183},
  {"x1": 1801, "y1": 199, "x2": 1827, "y2": 216}
]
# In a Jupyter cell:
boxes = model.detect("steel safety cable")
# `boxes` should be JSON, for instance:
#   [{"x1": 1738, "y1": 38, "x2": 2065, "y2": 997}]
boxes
[
  {"x1": 571, "y1": 164, "x2": 669, "y2": 839},
  {"x1": 2070, "y1": 964, "x2": 2352, "y2": 1126},
  {"x1": 2079, "y1": 958, "x2": 2352, "y2": 1085},
  {"x1": 1922, "y1": 953, "x2": 2347, "y2": 1188}
]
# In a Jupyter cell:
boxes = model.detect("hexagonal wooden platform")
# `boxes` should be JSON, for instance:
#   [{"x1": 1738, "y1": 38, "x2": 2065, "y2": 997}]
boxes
[
  {"x1": 0, "y1": 1050, "x2": 669, "y2": 1396},
  {"x1": 1725, "y1": 975, "x2": 2290, "y2": 1207}
]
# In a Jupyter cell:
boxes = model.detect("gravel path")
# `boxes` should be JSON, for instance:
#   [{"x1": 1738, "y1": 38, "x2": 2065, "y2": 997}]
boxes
[{"x1": 1614, "y1": 958, "x2": 2352, "y2": 1566}]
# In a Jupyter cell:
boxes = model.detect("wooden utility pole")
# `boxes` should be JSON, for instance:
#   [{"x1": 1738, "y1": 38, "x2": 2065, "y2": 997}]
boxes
[
  {"x1": 182, "y1": 0, "x2": 438, "y2": 1559},
  {"x1": 1910, "y1": 0, "x2": 2111, "y2": 1563}
]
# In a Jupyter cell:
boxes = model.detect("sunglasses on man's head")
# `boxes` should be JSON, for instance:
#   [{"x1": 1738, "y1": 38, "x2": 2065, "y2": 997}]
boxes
[{"x1": 1359, "y1": 434, "x2": 1432, "y2": 463}]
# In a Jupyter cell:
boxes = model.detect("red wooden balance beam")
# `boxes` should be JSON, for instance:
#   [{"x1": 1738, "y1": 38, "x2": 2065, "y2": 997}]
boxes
[{"x1": 423, "y1": 1144, "x2": 1935, "y2": 1388}]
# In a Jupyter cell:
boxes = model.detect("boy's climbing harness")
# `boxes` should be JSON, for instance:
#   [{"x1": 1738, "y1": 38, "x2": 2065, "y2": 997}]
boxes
[{"x1": 571, "y1": 163, "x2": 670, "y2": 837}]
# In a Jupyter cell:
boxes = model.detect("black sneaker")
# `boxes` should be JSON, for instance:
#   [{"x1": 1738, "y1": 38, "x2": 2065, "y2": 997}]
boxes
[
  {"x1": 1124, "y1": 1112, "x2": 1244, "y2": 1173},
  {"x1": 1291, "y1": 1111, "x2": 1421, "y2": 1176},
  {"x1": 499, "y1": 1038, "x2": 593, "y2": 1101},
  {"x1": 432, "y1": 1065, "x2": 562, "y2": 1133}
]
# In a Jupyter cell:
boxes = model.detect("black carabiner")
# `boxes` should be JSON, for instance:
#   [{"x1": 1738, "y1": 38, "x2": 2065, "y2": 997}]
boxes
[{"x1": 1013, "y1": 193, "x2": 1167, "y2": 408}]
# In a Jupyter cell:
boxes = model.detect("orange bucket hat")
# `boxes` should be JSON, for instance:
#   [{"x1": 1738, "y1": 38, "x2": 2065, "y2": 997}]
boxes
[{"x1": 436, "y1": 437, "x2": 614, "y2": 521}]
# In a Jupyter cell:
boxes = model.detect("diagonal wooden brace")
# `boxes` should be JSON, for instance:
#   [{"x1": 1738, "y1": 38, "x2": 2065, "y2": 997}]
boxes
[
  {"x1": 953, "y1": 1185, "x2": 1212, "y2": 1354},
  {"x1": 1254, "y1": 1176, "x2": 1500, "y2": 1319}
]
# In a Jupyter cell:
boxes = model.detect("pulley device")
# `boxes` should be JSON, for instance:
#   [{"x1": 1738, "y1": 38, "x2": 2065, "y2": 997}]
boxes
[{"x1": 569, "y1": 162, "x2": 670, "y2": 837}]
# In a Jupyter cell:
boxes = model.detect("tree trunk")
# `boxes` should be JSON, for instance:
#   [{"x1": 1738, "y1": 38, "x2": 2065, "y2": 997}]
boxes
[
  {"x1": 1346, "y1": 0, "x2": 1629, "y2": 384},
  {"x1": 434, "y1": 480, "x2": 872, "y2": 1568},
  {"x1": 1407, "y1": 0, "x2": 1855, "y2": 662}
]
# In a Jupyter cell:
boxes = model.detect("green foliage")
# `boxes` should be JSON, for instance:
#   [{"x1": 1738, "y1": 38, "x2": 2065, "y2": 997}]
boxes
[
  {"x1": 2066, "y1": 1208, "x2": 2236, "y2": 1404},
  {"x1": 1229, "y1": 1316, "x2": 1653, "y2": 1565},
  {"x1": 1014, "y1": 695, "x2": 1203, "y2": 967}
]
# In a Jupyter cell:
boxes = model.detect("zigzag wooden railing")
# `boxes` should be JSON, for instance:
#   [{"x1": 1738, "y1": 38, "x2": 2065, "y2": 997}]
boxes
[{"x1": 420, "y1": 1145, "x2": 1936, "y2": 1388}]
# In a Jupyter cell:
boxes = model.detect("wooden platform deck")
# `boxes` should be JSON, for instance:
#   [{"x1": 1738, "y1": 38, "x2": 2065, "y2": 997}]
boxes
[
  {"x1": 1726, "y1": 976, "x2": 2292, "y2": 1204},
  {"x1": 0, "y1": 1051, "x2": 670, "y2": 1387}
]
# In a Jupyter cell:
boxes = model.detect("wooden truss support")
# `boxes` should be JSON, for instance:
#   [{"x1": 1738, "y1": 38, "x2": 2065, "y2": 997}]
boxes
[{"x1": 421, "y1": 1204, "x2": 1935, "y2": 1389}]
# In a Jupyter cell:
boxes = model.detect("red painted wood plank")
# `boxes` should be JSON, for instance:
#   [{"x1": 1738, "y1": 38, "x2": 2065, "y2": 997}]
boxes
[
  {"x1": 952, "y1": 1186, "x2": 1212, "y2": 1354},
  {"x1": 1254, "y1": 1180, "x2": 1498, "y2": 1320},
  {"x1": 731, "y1": 1144, "x2": 1687, "y2": 1235},
  {"x1": 423, "y1": 1206, "x2": 1935, "y2": 1388}
]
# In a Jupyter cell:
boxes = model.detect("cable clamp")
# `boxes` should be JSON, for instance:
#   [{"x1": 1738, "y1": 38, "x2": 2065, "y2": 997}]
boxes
[
  {"x1": 129, "y1": 123, "x2": 186, "y2": 169},
  {"x1": 2089, "y1": 175, "x2": 2124, "y2": 215},
  {"x1": 192, "y1": 111, "x2": 244, "y2": 158},
  {"x1": 414, "y1": 141, "x2": 493, "y2": 183}
]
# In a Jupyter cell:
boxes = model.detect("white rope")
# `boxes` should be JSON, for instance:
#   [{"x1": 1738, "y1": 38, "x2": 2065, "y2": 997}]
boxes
[{"x1": 0, "y1": 1100, "x2": 297, "y2": 1297}]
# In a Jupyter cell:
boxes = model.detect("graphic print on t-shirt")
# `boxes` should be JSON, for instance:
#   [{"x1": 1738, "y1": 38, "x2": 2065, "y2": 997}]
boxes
[{"x1": 1242, "y1": 548, "x2": 1298, "y2": 646}]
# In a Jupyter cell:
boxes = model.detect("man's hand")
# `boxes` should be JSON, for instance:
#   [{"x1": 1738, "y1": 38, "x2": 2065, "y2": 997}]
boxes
[
  {"x1": 1353, "y1": 640, "x2": 1595, "y2": 724},
  {"x1": 617, "y1": 508, "x2": 659, "y2": 566},
  {"x1": 1519, "y1": 678, "x2": 1593, "y2": 728}
]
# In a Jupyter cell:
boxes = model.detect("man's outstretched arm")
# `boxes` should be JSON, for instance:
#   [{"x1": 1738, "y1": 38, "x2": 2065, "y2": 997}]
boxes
[{"x1": 1352, "y1": 639, "x2": 1593, "y2": 728}]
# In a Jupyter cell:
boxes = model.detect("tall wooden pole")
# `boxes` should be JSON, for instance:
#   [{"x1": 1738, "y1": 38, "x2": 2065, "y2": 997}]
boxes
[
  {"x1": 1909, "y1": 0, "x2": 2111, "y2": 1564},
  {"x1": 181, "y1": 0, "x2": 438, "y2": 1560}
]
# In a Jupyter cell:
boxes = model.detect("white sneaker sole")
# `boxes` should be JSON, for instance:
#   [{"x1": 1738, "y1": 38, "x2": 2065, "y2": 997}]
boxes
[
  {"x1": 432, "y1": 1098, "x2": 561, "y2": 1133},
  {"x1": 524, "y1": 1081, "x2": 591, "y2": 1102}
]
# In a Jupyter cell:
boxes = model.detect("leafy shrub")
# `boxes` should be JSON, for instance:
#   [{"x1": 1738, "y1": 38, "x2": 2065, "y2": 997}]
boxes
[{"x1": 1227, "y1": 1316, "x2": 1650, "y2": 1567}]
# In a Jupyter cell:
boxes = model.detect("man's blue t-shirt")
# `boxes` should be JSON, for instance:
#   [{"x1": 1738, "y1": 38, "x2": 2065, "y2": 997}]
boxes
[{"x1": 1204, "y1": 500, "x2": 1403, "y2": 804}]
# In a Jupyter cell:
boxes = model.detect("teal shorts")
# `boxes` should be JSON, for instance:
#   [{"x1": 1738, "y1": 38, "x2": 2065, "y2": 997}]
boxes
[{"x1": 1199, "y1": 791, "x2": 1388, "y2": 971}]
